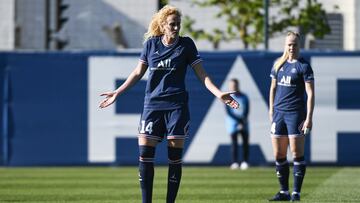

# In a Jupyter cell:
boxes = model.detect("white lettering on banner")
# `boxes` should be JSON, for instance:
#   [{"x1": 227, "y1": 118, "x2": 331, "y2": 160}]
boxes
[
  {"x1": 184, "y1": 56, "x2": 274, "y2": 163},
  {"x1": 87, "y1": 55, "x2": 360, "y2": 164},
  {"x1": 311, "y1": 57, "x2": 360, "y2": 162},
  {"x1": 88, "y1": 57, "x2": 147, "y2": 162}
]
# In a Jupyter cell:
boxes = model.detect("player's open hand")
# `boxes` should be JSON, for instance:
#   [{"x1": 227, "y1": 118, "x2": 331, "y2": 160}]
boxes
[
  {"x1": 302, "y1": 119, "x2": 312, "y2": 131},
  {"x1": 220, "y1": 91, "x2": 239, "y2": 109},
  {"x1": 99, "y1": 91, "x2": 118, "y2": 109}
]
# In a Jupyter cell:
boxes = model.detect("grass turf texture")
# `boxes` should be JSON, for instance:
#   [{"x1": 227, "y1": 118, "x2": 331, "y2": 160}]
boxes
[{"x1": 0, "y1": 167, "x2": 359, "y2": 202}]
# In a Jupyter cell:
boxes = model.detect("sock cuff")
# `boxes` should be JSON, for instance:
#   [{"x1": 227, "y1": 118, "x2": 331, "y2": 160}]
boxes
[
  {"x1": 276, "y1": 158, "x2": 288, "y2": 166},
  {"x1": 294, "y1": 156, "x2": 306, "y2": 165},
  {"x1": 139, "y1": 157, "x2": 155, "y2": 162},
  {"x1": 168, "y1": 159, "x2": 182, "y2": 164},
  {"x1": 294, "y1": 156, "x2": 304, "y2": 162},
  {"x1": 139, "y1": 145, "x2": 156, "y2": 162},
  {"x1": 280, "y1": 190, "x2": 289, "y2": 195},
  {"x1": 168, "y1": 147, "x2": 183, "y2": 163}
]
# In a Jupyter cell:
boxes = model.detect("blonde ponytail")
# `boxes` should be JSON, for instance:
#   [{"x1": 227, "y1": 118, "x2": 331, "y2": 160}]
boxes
[
  {"x1": 273, "y1": 52, "x2": 289, "y2": 73},
  {"x1": 144, "y1": 5, "x2": 181, "y2": 41}
]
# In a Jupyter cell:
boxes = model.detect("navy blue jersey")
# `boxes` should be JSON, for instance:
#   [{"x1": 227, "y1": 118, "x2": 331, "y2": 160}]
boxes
[
  {"x1": 270, "y1": 58, "x2": 314, "y2": 112},
  {"x1": 140, "y1": 36, "x2": 202, "y2": 110}
]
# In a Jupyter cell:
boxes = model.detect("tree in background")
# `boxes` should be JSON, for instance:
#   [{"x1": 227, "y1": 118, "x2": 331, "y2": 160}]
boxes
[
  {"x1": 159, "y1": 0, "x2": 168, "y2": 9},
  {"x1": 181, "y1": 0, "x2": 334, "y2": 49}
]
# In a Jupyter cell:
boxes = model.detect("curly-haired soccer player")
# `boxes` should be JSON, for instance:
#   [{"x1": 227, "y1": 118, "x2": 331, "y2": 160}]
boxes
[{"x1": 99, "y1": 5, "x2": 239, "y2": 203}]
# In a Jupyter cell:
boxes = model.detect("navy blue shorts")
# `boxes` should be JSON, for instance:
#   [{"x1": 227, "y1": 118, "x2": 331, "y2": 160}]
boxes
[
  {"x1": 138, "y1": 106, "x2": 190, "y2": 142},
  {"x1": 271, "y1": 110, "x2": 305, "y2": 137}
]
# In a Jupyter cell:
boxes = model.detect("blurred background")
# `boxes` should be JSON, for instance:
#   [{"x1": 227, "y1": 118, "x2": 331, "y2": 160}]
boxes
[
  {"x1": 1, "y1": 0, "x2": 359, "y2": 51},
  {"x1": 0, "y1": 0, "x2": 359, "y2": 167}
]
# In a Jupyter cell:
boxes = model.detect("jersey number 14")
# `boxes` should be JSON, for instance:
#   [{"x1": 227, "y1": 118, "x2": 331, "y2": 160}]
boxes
[{"x1": 140, "y1": 121, "x2": 153, "y2": 134}]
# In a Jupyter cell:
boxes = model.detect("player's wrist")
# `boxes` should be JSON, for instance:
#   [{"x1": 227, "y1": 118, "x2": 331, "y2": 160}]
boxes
[
  {"x1": 214, "y1": 92, "x2": 223, "y2": 100},
  {"x1": 113, "y1": 90, "x2": 120, "y2": 96}
]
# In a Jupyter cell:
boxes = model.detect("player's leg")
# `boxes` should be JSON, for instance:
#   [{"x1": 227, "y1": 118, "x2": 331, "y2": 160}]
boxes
[
  {"x1": 167, "y1": 139, "x2": 184, "y2": 203},
  {"x1": 287, "y1": 111, "x2": 307, "y2": 201},
  {"x1": 138, "y1": 138, "x2": 157, "y2": 203},
  {"x1": 270, "y1": 136, "x2": 291, "y2": 201},
  {"x1": 138, "y1": 110, "x2": 165, "y2": 203},
  {"x1": 165, "y1": 106, "x2": 189, "y2": 203},
  {"x1": 289, "y1": 137, "x2": 305, "y2": 201},
  {"x1": 269, "y1": 111, "x2": 291, "y2": 201},
  {"x1": 230, "y1": 131, "x2": 239, "y2": 169},
  {"x1": 240, "y1": 128, "x2": 249, "y2": 170}
]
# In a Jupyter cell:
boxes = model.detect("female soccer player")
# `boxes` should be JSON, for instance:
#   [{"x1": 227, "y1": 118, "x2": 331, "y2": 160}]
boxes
[
  {"x1": 268, "y1": 31, "x2": 315, "y2": 201},
  {"x1": 99, "y1": 5, "x2": 238, "y2": 203}
]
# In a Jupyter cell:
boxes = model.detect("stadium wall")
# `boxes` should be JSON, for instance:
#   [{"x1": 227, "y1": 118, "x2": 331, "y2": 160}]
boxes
[{"x1": 0, "y1": 51, "x2": 359, "y2": 166}]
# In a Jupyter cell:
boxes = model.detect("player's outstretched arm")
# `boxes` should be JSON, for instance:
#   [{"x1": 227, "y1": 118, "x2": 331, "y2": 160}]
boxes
[
  {"x1": 99, "y1": 62, "x2": 148, "y2": 109},
  {"x1": 192, "y1": 62, "x2": 239, "y2": 109}
]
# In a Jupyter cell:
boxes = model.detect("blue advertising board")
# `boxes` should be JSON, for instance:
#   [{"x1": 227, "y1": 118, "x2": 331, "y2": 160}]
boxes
[{"x1": 0, "y1": 51, "x2": 359, "y2": 166}]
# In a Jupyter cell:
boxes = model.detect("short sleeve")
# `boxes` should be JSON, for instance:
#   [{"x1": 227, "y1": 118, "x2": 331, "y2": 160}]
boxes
[
  {"x1": 139, "y1": 39, "x2": 150, "y2": 65},
  {"x1": 302, "y1": 64, "x2": 314, "y2": 82},
  {"x1": 270, "y1": 66, "x2": 277, "y2": 79},
  {"x1": 186, "y1": 38, "x2": 202, "y2": 67}
]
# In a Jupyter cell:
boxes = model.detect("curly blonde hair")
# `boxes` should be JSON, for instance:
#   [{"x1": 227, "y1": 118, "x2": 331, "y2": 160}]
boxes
[
  {"x1": 273, "y1": 31, "x2": 300, "y2": 72},
  {"x1": 144, "y1": 5, "x2": 182, "y2": 40}
]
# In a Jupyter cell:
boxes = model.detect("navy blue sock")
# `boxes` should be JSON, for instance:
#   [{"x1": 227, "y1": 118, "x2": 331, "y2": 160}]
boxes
[
  {"x1": 166, "y1": 147, "x2": 183, "y2": 203},
  {"x1": 275, "y1": 158, "x2": 289, "y2": 192},
  {"x1": 139, "y1": 146, "x2": 155, "y2": 203},
  {"x1": 293, "y1": 156, "x2": 306, "y2": 193},
  {"x1": 241, "y1": 130, "x2": 249, "y2": 162}
]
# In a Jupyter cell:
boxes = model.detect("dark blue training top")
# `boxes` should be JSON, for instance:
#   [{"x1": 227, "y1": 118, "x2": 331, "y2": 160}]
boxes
[
  {"x1": 139, "y1": 36, "x2": 202, "y2": 110},
  {"x1": 270, "y1": 58, "x2": 314, "y2": 112}
]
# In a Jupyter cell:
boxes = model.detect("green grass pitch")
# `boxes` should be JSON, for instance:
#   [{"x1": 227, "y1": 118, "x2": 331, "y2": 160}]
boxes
[{"x1": 0, "y1": 167, "x2": 359, "y2": 202}]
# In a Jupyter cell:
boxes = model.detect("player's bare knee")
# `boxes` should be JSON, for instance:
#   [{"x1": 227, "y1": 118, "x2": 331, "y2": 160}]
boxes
[
  {"x1": 290, "y1": 148, "x2": 303, "y2": 158},
  {"x1": 138, "y1": 136, "x2": 158, "y2": 146},
  {"x1": 292, "y1": 152, "x2": 304, "y2": 159},
  {"x1": 274, "y1": 150, "x2": 287, "y2": 159},
  {"x1": 168, "y1": 139, "x2": 184, "y2": 148},
  {"x1": 275, "y1": 154, "x2": 287, "y2": 160}
]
